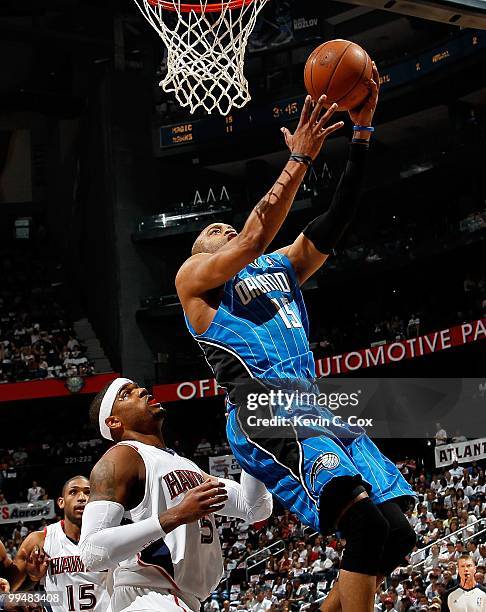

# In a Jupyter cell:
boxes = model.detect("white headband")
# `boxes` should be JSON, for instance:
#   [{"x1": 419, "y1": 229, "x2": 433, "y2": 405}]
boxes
[{"x1": 99, "y1": 378, "x2": 133, "y2": 441}]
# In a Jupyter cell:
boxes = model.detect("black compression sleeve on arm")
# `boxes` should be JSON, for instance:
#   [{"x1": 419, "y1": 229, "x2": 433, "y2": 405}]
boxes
[{"x1": 302, "y1": 141, "x2": 369, "y2": 254}]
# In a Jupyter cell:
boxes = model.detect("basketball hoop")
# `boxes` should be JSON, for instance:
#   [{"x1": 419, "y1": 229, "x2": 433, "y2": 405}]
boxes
[{"x1": 133, "y1": 0, "x2": 268, "y2": 115}]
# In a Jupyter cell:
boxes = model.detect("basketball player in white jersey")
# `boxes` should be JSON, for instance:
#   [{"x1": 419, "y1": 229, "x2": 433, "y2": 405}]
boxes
[
  {"x1": 12, "y1": 476, "x2": 111, "y2": 612},
  {"x1": 79, "y1": 377, "x2": 273, "y2": 612}
]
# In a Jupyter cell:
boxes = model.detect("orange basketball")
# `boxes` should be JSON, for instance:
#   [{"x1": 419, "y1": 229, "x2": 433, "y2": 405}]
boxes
[{"x1": 304, "y1": 39, "x2": 372, "y2": 111}]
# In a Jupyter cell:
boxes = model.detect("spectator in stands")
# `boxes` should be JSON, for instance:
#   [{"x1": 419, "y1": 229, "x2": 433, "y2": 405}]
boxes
[
  {"x1": 265, "y1": 554, "x2": 278, "y2": 576},
  {"x1": 443, "y1": 488, "x2": 457, "y2": 510},
  {"x1": 429, "y1": 474, "x2": 441, "y2": 492},
  {"x1": 11, "y1": 524, "x2": 22, "y2": 548},
  {"x1": 424, "y1": 573, "x2": 440, "y2": 600},
  {"x1": 26, "y1": 481, "x2": 43, "y2": 502},
  {"x1": 478, "y1": 545, "x2": 486, "y2": 566},
  {"x1": 415, "y1": 514, "x2": 430, "y2": 537},
  {"x1": 424, "y1": 544, "x2": 440, "y2": 571},
  {"x1": 380, "y1": 595, "x2": 399, "y2": 611},
  {"x1": 311, "y1": 551, "x2": 333, "y2": 579},
  {"x1": 278, "y1": 551, "x2": 291, "y2": 575},
  {"x1": 407, "y1": 314, "x2": 420, "y2": 338},
  {"x1": 467, "y1": 541, "x2": 481, "y2": 564},
  {"x1": 223, "y1": 467, "x2": 235, "y2": 481},
  {"x1": 67, "y1": 335, "x2": 80, "y2": 351},
  {"x1": 434, "y1": 424, "x2": 447, "y2": 446},
  {"x1": 252, "y1": 589, "x2": 272, "y2": 612},
  {"x1": 441, "y1": 569, "x2": 457, "y2": 590},
  {"x1": 205, "y1": 595, "x2": 221, "y2": 612},
  {"x1": 243, "y1": 590, "x2": 256, "y2": 610},
  {"x1": 461, "y1": 477, "x2": 474, "y2": 498},
  {"x1": 450, "y1": 461, "x2": 464, "y2": 479},
  {"x1": 195, "y1": 437, "x2": 212, "y2": 456},
  {"x1": 11, "y1": 448, "x2": 28, "y2": 466}
]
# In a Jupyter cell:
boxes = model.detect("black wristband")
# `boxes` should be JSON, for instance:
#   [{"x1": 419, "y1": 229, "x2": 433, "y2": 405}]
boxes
[
  {"x1": 351, "y1": 138, "x2": 370, "y2": 146},
  {"x1": 289, "y1": 153, "x2": 312, "y2": 167}
]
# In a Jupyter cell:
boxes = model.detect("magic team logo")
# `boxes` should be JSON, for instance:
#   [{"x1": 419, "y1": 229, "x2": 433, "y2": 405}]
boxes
[{"x1": 310, "y1": 453, "x2": 340, "y2": 487}]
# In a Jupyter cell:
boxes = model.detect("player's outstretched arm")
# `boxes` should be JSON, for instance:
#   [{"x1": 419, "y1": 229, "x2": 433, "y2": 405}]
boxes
[
  {"x1": 79, "y1": 446, "x2": 228, "y2": 571},
  {"x1": 9, "y1": 531, "x2": 47, "y2": 591},
  {"x1": 278, "y1": 63, "x2": 380, "y2": 285},
  {"x1": 201, "y1": 471, "x2": 272, "y2": 523},
  {"x1": 176, "y1": 96, "x2": 343, "y2": 296}
]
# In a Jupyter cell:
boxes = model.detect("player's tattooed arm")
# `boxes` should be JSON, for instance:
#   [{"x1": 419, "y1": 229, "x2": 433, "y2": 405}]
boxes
[
  {"x1": 88, "y1": 445, "x2": 145, "y2": 509},
  {"x1": 176, "y1": 163, "x2": 307, "y2": 296},
  {"x1": 254, "y1": 169, "x2": 293, "y2": 217},
  {"x1": 89, "y1": 457, "x2": 118, "y2": 502},
  {"x1": 176, "y1": 97, "x2": 343, "y2": 296}
]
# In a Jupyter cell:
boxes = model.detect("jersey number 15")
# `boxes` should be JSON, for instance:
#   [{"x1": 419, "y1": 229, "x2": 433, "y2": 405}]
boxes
[
  {"x1": 270, "y1": 297, "x2": 302, "y2": 329},
  {"x1": 66, "y1": 584, "x2": 96, "y2": 610}
]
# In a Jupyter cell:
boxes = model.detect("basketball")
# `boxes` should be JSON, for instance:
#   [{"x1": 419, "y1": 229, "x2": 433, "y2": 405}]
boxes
[{"x1": 304, "y1": 39, "x2": 373, "y2": 111}]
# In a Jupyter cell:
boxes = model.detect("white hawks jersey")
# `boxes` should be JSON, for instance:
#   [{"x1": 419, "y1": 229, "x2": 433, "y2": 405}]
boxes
[
  {"x1": 112, "y1": 441, "x2": 223, "y2": 605},
  {"x1": 42, "y1": 521, "x2": 111, "y2": 612}
]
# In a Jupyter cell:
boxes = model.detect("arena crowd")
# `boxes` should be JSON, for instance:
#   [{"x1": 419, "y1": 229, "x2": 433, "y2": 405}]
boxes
[
  {"x1": 0, "y1": 248, "x2": 95, "y2": 384},
  {"x1": 0, "y1": 435, "x2": 484, "y2": 612}
]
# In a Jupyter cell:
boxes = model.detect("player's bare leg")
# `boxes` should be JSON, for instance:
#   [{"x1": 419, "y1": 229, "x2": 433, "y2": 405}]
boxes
[
  {"x1": 337, "y1": 571, "x2": 375, "y2": 612},
  {"x1": 320, "y1": 577, "x2": 384, "y2": 612}
]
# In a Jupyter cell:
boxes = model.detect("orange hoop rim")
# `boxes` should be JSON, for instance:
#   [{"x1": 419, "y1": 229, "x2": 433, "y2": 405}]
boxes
[{"x1": 147, "y1": 0, "x2": 257, "y2": 12}]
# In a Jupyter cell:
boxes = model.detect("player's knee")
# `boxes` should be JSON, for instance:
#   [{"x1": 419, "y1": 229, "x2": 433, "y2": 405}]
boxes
[
  {"x1": 378, "y1": 501, "x2": 417, "y2": 575},
  {"x1": 318, "y1": 474, "x2": 368, "y2": 535},
  {"x1": 379, "y1": 522, "x2": 416, "y2": 575},
  {"x1": 338, "y1": 497, "x2": 390, "y2": 576}
]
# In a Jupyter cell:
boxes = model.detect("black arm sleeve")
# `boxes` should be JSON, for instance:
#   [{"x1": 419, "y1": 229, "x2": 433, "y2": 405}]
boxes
[{"x1": 302, "y1": 141, "x2": 369, "y2": 254}]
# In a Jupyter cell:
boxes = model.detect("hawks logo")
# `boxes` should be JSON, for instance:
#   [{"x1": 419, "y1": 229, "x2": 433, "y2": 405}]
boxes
[{"x1": 310, "y1": 453, "x2": 340, "y2": 487}]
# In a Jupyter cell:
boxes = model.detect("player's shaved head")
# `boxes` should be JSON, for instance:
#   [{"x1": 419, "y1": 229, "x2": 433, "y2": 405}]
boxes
[
  {"x1": 191, "y1": 223, "x2": 238, "y2": 255},
  {"x1": 192, "y1": 232, "x2": 208, "y2": 255}
]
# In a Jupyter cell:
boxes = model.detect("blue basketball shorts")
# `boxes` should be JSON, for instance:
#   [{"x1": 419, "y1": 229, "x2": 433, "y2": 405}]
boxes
[{"x1": 226, "y1": 401, "x2": 414, "y2": 533}]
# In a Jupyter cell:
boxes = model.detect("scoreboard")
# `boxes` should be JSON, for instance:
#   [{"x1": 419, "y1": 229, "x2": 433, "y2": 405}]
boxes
[
  {"x1": 159, "y1": 29, "x2": 486, "y2": 150},
  {"x1": 160, "y1": 112, "x2": 252, "y2": 148},
  {"x1": 159, "y1": 95, "x2": 306, "y2": 149}
]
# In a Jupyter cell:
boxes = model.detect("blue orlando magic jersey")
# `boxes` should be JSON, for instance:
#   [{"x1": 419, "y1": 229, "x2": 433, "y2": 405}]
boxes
[
  {"x1": 184, "y1": 252, "x2": 315, "y2": 392},
  {"x1": 184, "y1": 252, "x2": 416, "y2": 532}
]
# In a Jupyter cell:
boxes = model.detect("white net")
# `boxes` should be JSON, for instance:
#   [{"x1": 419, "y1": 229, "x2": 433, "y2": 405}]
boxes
[{"x1": 133, "y1": 0, "x2": 268, "y2": 115}]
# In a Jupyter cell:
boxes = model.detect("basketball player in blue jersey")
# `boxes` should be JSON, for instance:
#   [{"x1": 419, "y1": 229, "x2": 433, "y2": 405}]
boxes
[{"x1": 176, "y1": 64, "x2": 416, "y2": 612}]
